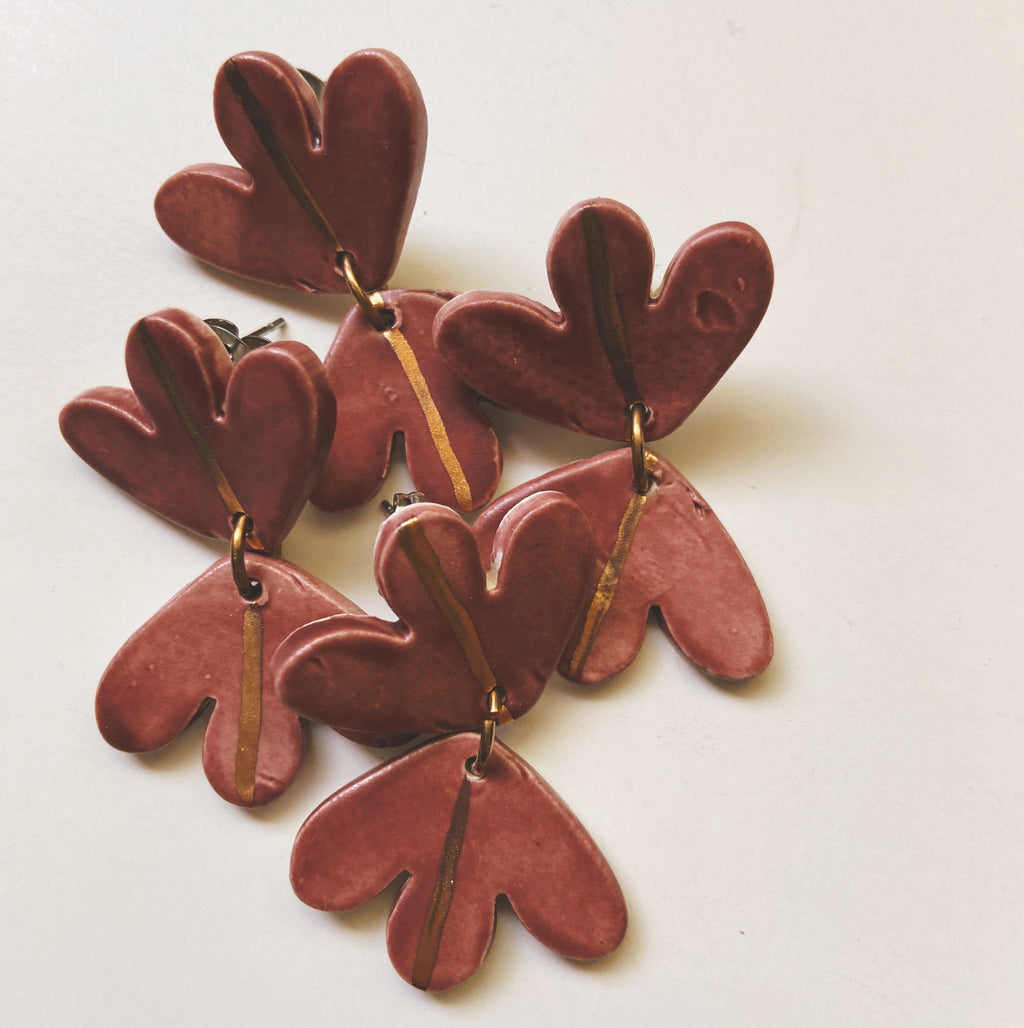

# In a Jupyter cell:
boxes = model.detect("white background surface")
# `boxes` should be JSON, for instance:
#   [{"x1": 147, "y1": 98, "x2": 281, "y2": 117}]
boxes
[{"x1": 3, "y1": 1, "x2": 1022, "y2": 1024}]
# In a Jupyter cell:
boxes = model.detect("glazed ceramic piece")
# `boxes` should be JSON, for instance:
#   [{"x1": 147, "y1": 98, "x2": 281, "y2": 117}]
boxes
[
  {"x1": 291, "y1": 732, "x2": 627, "y2": 991},
  {"x1": 435, "y1": 198, "x2": 773, "y2": 441},
  {"x1": 59, "y1": 309, "x2": 335, "y2": 551},
  {"x1": 155, "y1": 50, "x2": 426, "y2": 293},
  {"x1": 273, "y1": 495, "x2": 595, "y2": 736},
  {"x1": 312, "y1": 290, "x2": 501, "y2": 513},
  {"x1": 473, "y1": 448, "x2": 772, "y2": 684},
  {"x1": 96, "y1": 555, "x2": 360, "y2": 807}
]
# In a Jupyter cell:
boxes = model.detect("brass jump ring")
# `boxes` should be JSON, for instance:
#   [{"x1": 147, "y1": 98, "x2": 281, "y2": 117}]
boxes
[
  {"x1": 338, "y1": 251, "x2": 391, "y2": 332},
  {"x1": 628, "y1": 402, "x2": 652, "y2": 494},
  {"x1": 231, "y1": 514, "x2": 262, "y2": 600},
  {"x1": 469, "y1": 688, "x2": 503, "y2": 778}
]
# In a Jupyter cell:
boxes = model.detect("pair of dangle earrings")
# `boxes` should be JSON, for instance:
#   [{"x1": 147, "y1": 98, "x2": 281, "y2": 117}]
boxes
[{"x1": 60, "y1": 48, "x2": 774, "y2": 992}]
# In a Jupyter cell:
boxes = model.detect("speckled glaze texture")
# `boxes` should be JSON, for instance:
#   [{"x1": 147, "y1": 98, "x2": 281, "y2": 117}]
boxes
[
  {"x1": 273, "y1": 495, "x2": 595, "y2": 736},
  {"x1": 291, "y1": 733, "x2": 627, "y2": 991},
  {"x1": 473, "y1": 449, "x2": 772, "y2": 683},
  {"x1": 435, "y1": 198, "x2": 772, "y2": 440},
  {"x1": 312, "y1": 290, "x2": 501, "y2": 513},
  {"x1": 96, "y1": 555, "x2": 360, "y2": 806},
  {"x1": 155, "y1": 50, "x2": 426, "y2": 293},
  {"x1": 59, "y1": 309, "x2": 335, "y2": 550}
]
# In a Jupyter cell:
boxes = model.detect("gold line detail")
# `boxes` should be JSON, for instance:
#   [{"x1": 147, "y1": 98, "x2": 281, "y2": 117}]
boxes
[
  {"x1": 223, "y1": 58, "x2": 343, "y2": 253},
  {"x1": 398, "y1": 518, "x2": 496, "y2": 692},
  {"x1": 579, "y1": 204, "x2": 642, "y2": 406},
  {"x1": 383, "y1": 323, "x2": 474, "y2": 510},
  {"x1": 235, "y1": 603, "x2": 264, "y2": 805},
  {"x1": 568, "y1": 487, "x2": 649, "y2": 678},
  {"x1": 137, "y1": 322, "x2": 265, "y2": 551},
  {"x1": 411, "y1": 775, "x2": 473, "y2": 990}
]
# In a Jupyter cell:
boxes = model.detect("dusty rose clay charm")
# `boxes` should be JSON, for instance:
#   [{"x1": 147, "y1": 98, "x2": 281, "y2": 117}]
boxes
[
  {"x1": 473, "y1": 448, "x2": 772, "y2": 684},
  {"x1": 435, "y1": 197, "x2": 773, "y2": 441},
  {"x1": 273, "y1": 493, "x2": 595, "y2": 737},
  {"x1": 97, "y1": 556, "x2": 359, "y2": 806},
  {"x1": 59, "y1": 309, "x2": 335, "y2": 549},
  {"x1": 291, "y1": 732, "x2": 627, "y2": 991},
  {"x1": 312, "y1": 290, "x2": 501, "y2": 513},
  {"x1": 155, "y1": 50, "x2": 426, "y2": 293},
  {"x1": 435, "y1": 197, "x2": 774, "y2": 684},
  {"x1": 60, "y1": 308, "x2": 356, "y2": 804}
]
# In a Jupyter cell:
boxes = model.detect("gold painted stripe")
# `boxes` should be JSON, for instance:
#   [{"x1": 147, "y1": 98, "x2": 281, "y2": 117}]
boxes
[
  {"x1": 398, "y1": 518, "x2": 496, "y2": 692},
  {"x1": 579, "y1": 204, "x2": 642, "y2": 406},
  {"x1": 235, "y1": 603, "x2": 264, "y2": 805},
  {"x1": 137, "y1": 322, "x2": 266, "y2": 551},
  {"x1": 568, "y1": 489, "x2": 648, "y2": 678},
  {"x1": 383, "y1": 323, "x2": 474, "y2": 510},
  {"x1": 411, "y1": 775, "x2": 473, "y2": 990},
  {"x1": 223, "y1": 58, "x2": 343, "y2": 253}
]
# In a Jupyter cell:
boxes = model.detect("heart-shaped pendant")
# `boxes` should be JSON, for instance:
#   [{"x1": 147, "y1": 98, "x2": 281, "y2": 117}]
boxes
[
  {"x1": 59, "y1": 308, "x2": 335, "y2": 551},
  {"x1": 435, "y1": 197, "x2": 772, "y2": 440},
  {"x1": 155, "y1": 50, "x2": 426, "y2": 293},
  {"x1": 273, "y1": 494, "x2": 594, "y2": 736}
]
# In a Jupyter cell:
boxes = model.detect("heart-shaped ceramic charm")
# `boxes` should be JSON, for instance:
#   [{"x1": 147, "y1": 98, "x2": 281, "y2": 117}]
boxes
[
  {"x1": 312, "y1": 290, "x2": 501, "y2": 513},
  {"x1": 60, "y1": 309, "x2": 335, "y2": 551},
  {"x1": 96, "y1": 555, "x2": 359, "y2": 806},
  {"x1": 155, "y1": 50, "x2": 426, "y2": 293},
  {"x1": 472, "y1": 448, "x2": 772, "y2": 683},
  {"x1": 273, "y1": 494, "x2": 594, "y2": 736},
  {"x1": 435, "y1": 198, "x2": 773, "y2": 440},
  {"x1": 291, "y1": 733, "x2": 627, "y2": 991}
]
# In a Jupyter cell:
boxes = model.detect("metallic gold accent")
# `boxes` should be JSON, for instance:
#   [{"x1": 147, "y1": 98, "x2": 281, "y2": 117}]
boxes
[
  {"x1": 235, "y1": 603, "x2": 264, "y2": 805},
  {"x1": 629, "y1": 401, "x2": 653, "y2": 494},
  {"x1": 580, "y1": 204, "x2": 642, "y2": 407},
  {"x1": 338, "y1": 252, "x2": 391, "y2": 331},
  {"x1": 383, "y1": 325, "x2": 475, "y2": 510},
  {"x1": 567, "y1": 465, "x2": 655, "y2": 677},
  {"x1": 224, "y1": 57, "x2": 343, "y2": 254},
  {"x1": 230, "y1": 515, "x2": 262, "y2": 600},
  {"x1": 411, "y1": 775, "x2": 473, "y2": 990},
  {"x1": 397, "y1": 518, "x2": 496, "y2": 692},
  {"x1": 468, "y1": 688, "x2": 503, "y2": 778},
  {"x1": 137, "y1": 321, "x2": 266, "y2": 551}
]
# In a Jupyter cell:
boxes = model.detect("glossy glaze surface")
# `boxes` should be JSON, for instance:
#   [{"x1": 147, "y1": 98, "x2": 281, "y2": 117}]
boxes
[
  {"x1": 291, "y1": 733, "x2": 627, "y2": 991},
  {"x1": 436, "y1": 198, "x2": 772, "y2": 440},
  {"x1": 155, "y1": 50, "x2": 426, "y2": 293},
  {"x1": 473, "y1": 448, "x2": 772, "y2": 683}
]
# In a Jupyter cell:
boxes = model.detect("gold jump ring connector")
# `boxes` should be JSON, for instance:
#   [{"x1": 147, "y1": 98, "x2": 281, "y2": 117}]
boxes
[
  {"x1": 469, "y1": 688, "x2": 504, "y2": 778},
  {"x1": 231, "y1": 513, "x2": 262, "y2": 600},
  {"x1": 628, "y1": 401, "x2": 652, "y2": 495},
  {"x1": 338, "y1": 251, "x2": 391, "y2": 332}
]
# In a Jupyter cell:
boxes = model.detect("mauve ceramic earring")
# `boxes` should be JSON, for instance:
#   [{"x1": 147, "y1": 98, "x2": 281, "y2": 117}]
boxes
[
  {"x1": 155, "y1": 50, "x2": 502, "y2": 514},
  {"x1": 436, "y1": 198, "x2": 775, "y2": 685},
  {"x1": 59, "y1": 309, "x2": 368, "y2": 805},
  {"x1": 275, "y1": 495, "x2": 626, "y2": 990}
]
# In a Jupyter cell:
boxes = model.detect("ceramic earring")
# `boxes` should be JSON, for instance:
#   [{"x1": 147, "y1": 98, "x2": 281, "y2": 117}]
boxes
[
  {"x1": 59, "y1": 309, "x2": 363, "y2": 805},
  {"x1": 436, "y1": 197, "x2": 774, "y2": 684},
  {"x1": 155, "y1": 51, "x2": 503, "y2": 514},
  {"x1": 274, "y1": 496, "x2": 625, "y2": 991}
]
